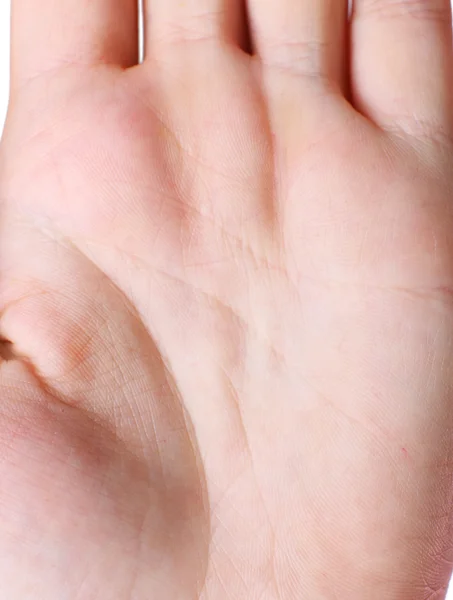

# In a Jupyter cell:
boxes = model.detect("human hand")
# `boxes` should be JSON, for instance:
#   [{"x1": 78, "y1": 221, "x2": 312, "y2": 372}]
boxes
[{"x1": 2, "y1": 1, "x2": 453, "y2": 598}]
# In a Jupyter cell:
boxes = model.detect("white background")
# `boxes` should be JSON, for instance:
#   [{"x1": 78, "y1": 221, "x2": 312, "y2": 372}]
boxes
[{"x1": 0, "y1": 2, "x2": 452, "y2": 597}]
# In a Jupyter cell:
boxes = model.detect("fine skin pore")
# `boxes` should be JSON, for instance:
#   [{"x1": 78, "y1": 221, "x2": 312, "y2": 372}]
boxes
[{"x1": 2, "y1": 1, "x2": 453, "y2": 598}]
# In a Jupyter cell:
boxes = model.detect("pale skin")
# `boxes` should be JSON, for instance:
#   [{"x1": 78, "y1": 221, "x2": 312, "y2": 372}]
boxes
[{"x1": 2, "y1": 0, "x2": 453, "y2": 598}]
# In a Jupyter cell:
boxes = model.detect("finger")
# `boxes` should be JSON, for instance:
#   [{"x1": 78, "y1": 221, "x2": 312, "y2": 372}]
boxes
[
  {"x1": 247, "y1": 0, "x2": 348, "y2": 87},
  {"x1": 351, "y1": 0, "x2": 453, "y2": 136},
  {"x1": 11, "y1": 0, "x2": 139, "y2": 89},
  {"x1": 144, "y1": 0, "x2": 246, "y2": 52}
]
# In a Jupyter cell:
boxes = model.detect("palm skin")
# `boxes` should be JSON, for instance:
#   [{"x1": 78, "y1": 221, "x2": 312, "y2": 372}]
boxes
[{"x1": 2, "y1": 1, "x2": 453, "y2": 598}]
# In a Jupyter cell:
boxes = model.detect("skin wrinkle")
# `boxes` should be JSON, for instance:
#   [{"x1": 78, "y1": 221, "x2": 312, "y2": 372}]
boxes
[
  {"x1": 385, "y1": 117, "x2": 453, "y2": 149},
  {"x1": 7, "y1": 303, "x2": 210, "y2": 597},
  {"x1": 0, "y1": 340, "x2": 15, "y2": 361},
  {"x1": 2, "y1": 232, "x2": 208, "y2": 521},
  {"x1": 357, "y1": 0, "x2": 452, "y2": 22},
  {"x1": 67, "y1": 231, "x2": 292, "y2": 365},
  {"x1": 3, "y1": 0, "x2": 453, "y2": 596},
  {"x1": 6, "y1": 209, "x2": 453, "y2": 380},
  {"x1": 64, "y1": 239, "x2": 212, "y2": 599}
]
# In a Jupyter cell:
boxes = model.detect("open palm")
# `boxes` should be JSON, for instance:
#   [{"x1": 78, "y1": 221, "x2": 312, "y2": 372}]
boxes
[{"x1": 2, "y1": 1, "x2": 453, "y2": 598}]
